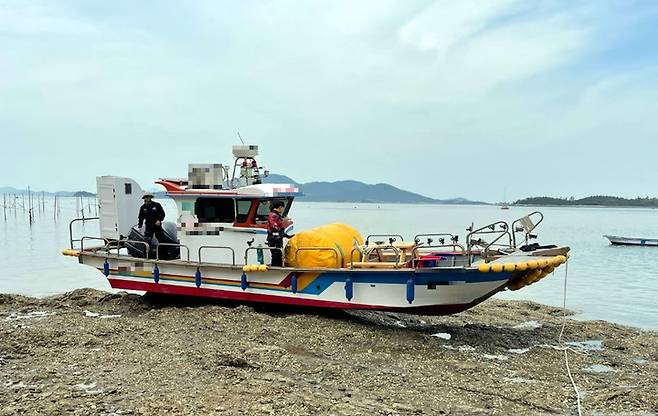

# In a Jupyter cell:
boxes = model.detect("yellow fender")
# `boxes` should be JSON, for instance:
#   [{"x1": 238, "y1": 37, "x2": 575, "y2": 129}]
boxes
[
  {"x1": 538, "y1": 265, "x2": 555, "y2": 280},
  {"x1": 508, "y1": 271, "x2": 532, "y2": 290},
  {"x1": 553, "y1": 255, "x2": 567, "y2": 266},
  {"x1": 478, "y1": 264, "x2": 491, "y2": 273},
  {"x1": 490, "y1": 263, "x2": 504, "y2": 273},
  {"x1": 525, "y1": 269, "x2": 542, "y2": 285},
  {"x1": 62, "y1": 249, "x2": 80, "y2": 257}
]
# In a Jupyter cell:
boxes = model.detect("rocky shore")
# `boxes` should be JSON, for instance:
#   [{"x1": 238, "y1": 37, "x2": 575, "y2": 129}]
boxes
[{"x1": 1, "y1": 289, "x2": 656, "y2": 415}]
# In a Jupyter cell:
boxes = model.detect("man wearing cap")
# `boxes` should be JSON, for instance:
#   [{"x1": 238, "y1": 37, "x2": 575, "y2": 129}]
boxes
[{"x1": 138, "y1": 193, "x2": 166, "y2": 243}]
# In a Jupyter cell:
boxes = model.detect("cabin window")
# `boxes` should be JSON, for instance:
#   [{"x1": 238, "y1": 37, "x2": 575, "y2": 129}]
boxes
[
  {"x1": 195, "y1": 198, "x2": 235, "y2": 223},
  {"x1": 255, "y1": 200, "x2": 272, "y2": 223},
  {"x1": 254, "y1": 198, "x2": 294, "y2": 223},
  {"x1": 236, "y1": 199, "x2": 253, "y2": 223},
  {"x1": 124, "y1": 183, "x2": 132, "y2": 194}
]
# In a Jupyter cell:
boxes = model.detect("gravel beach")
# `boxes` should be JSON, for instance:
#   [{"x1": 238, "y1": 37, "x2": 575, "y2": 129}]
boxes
[{"x1": 1, "y1": 289, "x2": 656, "y2": 415}]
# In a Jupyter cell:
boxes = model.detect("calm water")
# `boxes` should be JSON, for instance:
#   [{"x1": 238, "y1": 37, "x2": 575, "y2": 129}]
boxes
[{"x1": 1, "y1": 198, "x2": 657, "y2": 330}]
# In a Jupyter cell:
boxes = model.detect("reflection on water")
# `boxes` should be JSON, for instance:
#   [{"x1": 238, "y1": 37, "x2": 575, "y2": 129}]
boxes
[{"x1": 1, "y1": 198, "x2": 657, "y2": 330}]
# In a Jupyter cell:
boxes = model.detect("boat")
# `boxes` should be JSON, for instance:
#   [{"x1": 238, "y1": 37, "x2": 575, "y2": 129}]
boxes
[
  {"x1": 604, "y1": 235, "x2": 658, "y2": 247},
  {"x1": 62, "y1": 145, "x2": 570, "y2": 315}
]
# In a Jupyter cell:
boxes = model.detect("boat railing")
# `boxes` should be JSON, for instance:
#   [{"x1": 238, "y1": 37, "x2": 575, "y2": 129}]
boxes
[
  {"x1": 198, "y1": 246, "x2": 236, "y2": 265},
  {"x1": 156, "y1": 243, "x2": 190, "y2": 262},
  {"x1": 466, "y1": 221, "x2": 513, "y2": 263},
  {"x1": 79, "y1": 236, "x2": 111, "y2": 251},
  {"x1": 411, "y1": 244, "x2": 466, "y2": 268},
  {"x1": 350, "y1": 244, "x2": 404, "y2": 268},
  {"x1": 105, "y1": 240, "x2": 151, "y2": 258},
  {"x1": 512, "y1": 211, "x2": 544, "y2": 247},
  {"x1": 365, "y1": 234, "x2": 404, "y2": 245},
  {"x1": 69, "y1": 217, "x2": 100, "y2": 249},
  {"x1": 293, "y1": 247, "x2": 341, "y2": 268},
  {"x1": 244, "y1": 246, "x2": 283, "y2": 266},
  {"x1": 413, "y1": 233, "x2": 457, "y2": 246}
]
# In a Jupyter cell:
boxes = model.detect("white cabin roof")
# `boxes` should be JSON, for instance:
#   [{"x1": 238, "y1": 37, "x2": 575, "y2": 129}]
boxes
[{"x1": 156, "y1": 178, "x2": 300, "y2": 199}]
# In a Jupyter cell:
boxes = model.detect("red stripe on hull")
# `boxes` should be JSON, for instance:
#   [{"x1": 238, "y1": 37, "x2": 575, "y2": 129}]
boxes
[{"x1": 107, "y1": 278, "x2": 487, "y2": 315}]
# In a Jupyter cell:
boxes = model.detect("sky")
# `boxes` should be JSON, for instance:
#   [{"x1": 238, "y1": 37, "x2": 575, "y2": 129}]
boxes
[{"x1": 1, "y1": 1, "x2": 658, "y2": 202}]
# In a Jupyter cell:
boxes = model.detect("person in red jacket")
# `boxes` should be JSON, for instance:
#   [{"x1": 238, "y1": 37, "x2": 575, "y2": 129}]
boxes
[{"x1": 267, "y1": 200, "x2": 293, "y2": 266}]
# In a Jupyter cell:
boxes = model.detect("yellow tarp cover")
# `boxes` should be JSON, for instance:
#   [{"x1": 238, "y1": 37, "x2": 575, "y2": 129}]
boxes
[{"x1": 285, "y1": 223, "x2": 364, "y2": 268}]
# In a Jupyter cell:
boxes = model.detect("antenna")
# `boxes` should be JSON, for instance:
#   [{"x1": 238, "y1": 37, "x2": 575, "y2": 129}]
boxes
[{"x1": 237, "y1": 131, "x2": 245, "y2": 145}]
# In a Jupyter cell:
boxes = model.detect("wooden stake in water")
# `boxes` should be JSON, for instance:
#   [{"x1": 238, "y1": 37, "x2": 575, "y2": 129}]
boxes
[{"x1": 28, "y1": 187, "x2": 33, "y2": 226}]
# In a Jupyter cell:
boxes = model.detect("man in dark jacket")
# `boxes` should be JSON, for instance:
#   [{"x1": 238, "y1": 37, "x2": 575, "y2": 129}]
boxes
[
  {"x1": 267, "y1": 200, "x2": 293, "y2": 267},
  {"x1": 138, "y1": 193, "x2": 166, "y2": 243}
]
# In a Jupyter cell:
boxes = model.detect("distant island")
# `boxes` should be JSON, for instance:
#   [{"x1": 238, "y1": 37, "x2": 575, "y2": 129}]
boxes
[
  {"x1": 515, "y1": 195, "x2": 658, "y2": 208},
  {"x1": 1, "y1": 178, "x2": 483, "y2": 205},
  {"x1": 262, "y1": 174, "x2": 484, "y2": 204}
]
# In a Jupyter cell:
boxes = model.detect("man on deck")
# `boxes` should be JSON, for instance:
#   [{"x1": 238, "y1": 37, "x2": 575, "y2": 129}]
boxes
[
  {"x1": 267, "y1": 200, "x2": 293, "y2": 267},
  {"x1": 138, "y1": 193, "x2": 166, "y2": 243}
]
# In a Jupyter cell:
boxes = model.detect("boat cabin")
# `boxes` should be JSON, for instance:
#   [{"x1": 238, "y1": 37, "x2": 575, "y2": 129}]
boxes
[
  {"x1": 96, "y1": 145, "x2": 300, "y2": 265},
  {"x1": 159, "y1": 181, "x2": 298, "y2": 264}
]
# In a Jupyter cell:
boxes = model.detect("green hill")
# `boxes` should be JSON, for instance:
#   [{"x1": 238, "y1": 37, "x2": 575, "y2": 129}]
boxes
[{"x1": 515, "y1": 195, "x2": 658, "y2": 208}]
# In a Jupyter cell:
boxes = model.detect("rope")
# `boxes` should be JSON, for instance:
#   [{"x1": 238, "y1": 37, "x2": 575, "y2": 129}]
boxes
[{"x1": 557, "y1": 260, "x2": 583, "y2": 416}]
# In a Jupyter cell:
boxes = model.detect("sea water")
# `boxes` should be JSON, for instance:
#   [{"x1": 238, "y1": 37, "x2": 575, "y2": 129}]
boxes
[{"x1": 1, "y1": 198, "x2": 657, "y2": 330}]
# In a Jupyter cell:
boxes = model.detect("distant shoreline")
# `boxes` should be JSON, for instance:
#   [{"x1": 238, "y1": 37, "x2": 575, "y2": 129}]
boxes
[{"x1": 513, "y1": 203, "x2": 658, "y2": 209}]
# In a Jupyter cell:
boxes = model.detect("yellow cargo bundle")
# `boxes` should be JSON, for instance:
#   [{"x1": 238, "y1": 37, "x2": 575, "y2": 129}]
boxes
[{"x1": 284, "y1": 223, "x2": 364, "y2": 268}]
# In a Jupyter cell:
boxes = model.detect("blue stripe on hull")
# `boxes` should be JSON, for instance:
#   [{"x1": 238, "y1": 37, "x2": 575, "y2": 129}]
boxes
[{"x1": 298, "y1": 270, "x2": 512, "y2": 295}]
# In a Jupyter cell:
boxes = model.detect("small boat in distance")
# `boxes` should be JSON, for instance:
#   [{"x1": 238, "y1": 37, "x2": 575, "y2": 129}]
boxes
[
  {"x1": 500, "y1": 188, "x2": 510, "y2": 209},
  {"x1": 604, "y1": 235, "x2": 658, "y2": 247}
]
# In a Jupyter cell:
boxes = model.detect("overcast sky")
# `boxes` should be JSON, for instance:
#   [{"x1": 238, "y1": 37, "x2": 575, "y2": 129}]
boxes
[{"x1": 2, "y1": 1, "x2": 657, "y2": 202}]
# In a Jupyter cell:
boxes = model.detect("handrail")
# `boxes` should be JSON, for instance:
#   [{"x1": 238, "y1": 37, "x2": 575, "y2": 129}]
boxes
[
  {"x1": 107, "y1": 239, "x2": 150, "y2": 258},
  {"x1": 68, "y1": 217, "x2": 100, "y2": 249},
  {"x1": 198, "y1": 245, "x2": 236, "y2": 265},
  {"x1": 244, "y1": 246, "x2": 283, "y2": 266},
  {"x1": 413, "y1": 233, "x2": 456, "y2": 245},
  {"x1": 365, "y1": 234, "x2": 404, "y2": 245},
  {"x1": 412, "y1": 243, "x2": 466, "y2": 256},
  {"x1": 411, "y1": 244, "x2": 466, "y2": 268},
  {"x1": 465, "y1": 221, "x2": 513, "y2": 265},
  {"x1": 293, "y1": 247, "x2": 341, "y2": 268},
  {"x1": 512, "y1": 211, "x2": 544, "y2": 247},
  {"x1": 156, "y1": 243, "x2": 190, "y2": 262},
  {"x1": 349, "y1": 248, "x2": 364, "y2": 265},
  {"x1": 351, "y1": 244, "x2": 402, "y2": 267},
  {"x1": 80, "y1": 236, "x2": 110, "y2": 252}
]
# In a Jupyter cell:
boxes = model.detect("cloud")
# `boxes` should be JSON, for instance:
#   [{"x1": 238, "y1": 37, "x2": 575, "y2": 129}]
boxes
[
  {"x1": 1, "y1": 1, "x2": 657, "y2": 200},
  {"x1": 0, "y1": 2, "x2": 99, "y2": 36}
]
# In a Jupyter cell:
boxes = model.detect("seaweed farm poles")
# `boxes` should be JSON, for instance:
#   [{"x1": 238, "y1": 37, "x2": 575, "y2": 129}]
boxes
[
  {"x1": 53, "y1": 195, "x2": 58, "y2": 221},
  {"x1": 27, "y1": 186, "x2": 33, "y2": 226}
]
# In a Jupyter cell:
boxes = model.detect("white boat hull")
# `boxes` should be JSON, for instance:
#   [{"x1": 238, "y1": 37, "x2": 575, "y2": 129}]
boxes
[{"x1": 604, "y1": 235, "x2": 658, "y2": 247}]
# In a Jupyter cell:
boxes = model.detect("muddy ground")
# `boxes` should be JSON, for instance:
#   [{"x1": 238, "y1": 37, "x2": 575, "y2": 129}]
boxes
[{"x1": 0, "y1": 289, "x2": 656, "y2": 415}]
